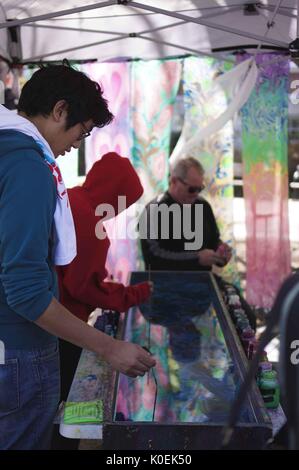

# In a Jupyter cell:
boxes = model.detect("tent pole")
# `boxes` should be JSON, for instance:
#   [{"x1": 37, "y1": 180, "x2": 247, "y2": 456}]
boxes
[
  {"x1": 139, "y1": 35, "x2": 235, "y2": 63},
  {"x1": 23, "y1": 23, "x2": 124, "y2": 36},
  {"x1": 24, "y1": 34, "x2": 127, "y2": 62},
  {"x1": 128, "y1": 1, "x2": 288, "y2": 48},
  {"x1": 24, "y1": 33, "x2": 235, "y2": 64},
  {"x1": 0, "y1": 0, "x2": 116, "y2": 30},
  {"x1": 260, "y1": 4, "x2": 297, "y2": 19},
  {"x1": 252, "y1": 0, "x2": 284, "y2": 57},
  {"x1": 138, "y1": 5, "x2": 243, "y2": 36}
]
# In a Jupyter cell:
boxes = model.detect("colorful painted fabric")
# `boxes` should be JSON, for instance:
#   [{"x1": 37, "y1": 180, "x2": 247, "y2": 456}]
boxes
[
  {"x1": 176, "y1": 56, "x2": 239, "y2": 286},
  {"x1": 131, "y1": 59, "x2": 182, "y2": 205},
  {"x1": 84, "y1": 62, "x2": 132, "y2": 172},
  {"x1": 238, "y1": 53, "x2": 291, "y2": 308}
]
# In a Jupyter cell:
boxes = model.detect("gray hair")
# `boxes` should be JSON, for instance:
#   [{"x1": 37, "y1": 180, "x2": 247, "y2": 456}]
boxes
[{"x1": 170, "y1": 157, "x2": 204, "y2": 180}]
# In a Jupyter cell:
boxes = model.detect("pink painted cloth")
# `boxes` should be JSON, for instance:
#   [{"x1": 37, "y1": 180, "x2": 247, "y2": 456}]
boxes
[{"x1": 239, "y1": 53, "x2": 291, "y2": 308}]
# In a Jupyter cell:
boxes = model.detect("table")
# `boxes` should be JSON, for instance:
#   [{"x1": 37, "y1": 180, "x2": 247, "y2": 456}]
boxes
[{"x1": 60, "y1": 271, "x2": 285, "y2": 449}]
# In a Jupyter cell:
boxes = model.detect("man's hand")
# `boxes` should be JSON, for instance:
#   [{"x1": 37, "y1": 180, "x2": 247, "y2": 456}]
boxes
[
  {"x1": 105, "y1": 338, "x2": 156, "y2": 378},
  {"x1": 216, "y1": 242, "x2": 232, "y2": 265},
  {"x1": 198, "y1": 249, "x2": 225, "y2": 267},
  {"x1": 36, "y1": 298, "x2": 155, "y2": 379}
]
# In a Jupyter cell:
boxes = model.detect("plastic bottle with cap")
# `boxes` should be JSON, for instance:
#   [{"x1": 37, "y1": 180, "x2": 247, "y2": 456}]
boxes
[{"x1": 257, "y1": 369, "x2": 280, "y2": 409}]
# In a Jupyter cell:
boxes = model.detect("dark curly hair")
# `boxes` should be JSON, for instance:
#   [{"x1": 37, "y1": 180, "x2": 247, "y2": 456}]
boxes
[{"x1": 18, "y1": 64, "x2": 114, "y2": 129}]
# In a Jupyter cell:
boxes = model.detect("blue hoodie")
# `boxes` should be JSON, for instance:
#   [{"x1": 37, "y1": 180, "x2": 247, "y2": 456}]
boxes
[{"x1": 0, "y1": 130, "x2": 58, "y2": 349}]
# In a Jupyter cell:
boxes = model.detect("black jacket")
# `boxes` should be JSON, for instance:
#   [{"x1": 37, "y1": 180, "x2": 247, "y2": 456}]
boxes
[{"x1": 140, "y1": 191, "x2": 220, "y2": 271}]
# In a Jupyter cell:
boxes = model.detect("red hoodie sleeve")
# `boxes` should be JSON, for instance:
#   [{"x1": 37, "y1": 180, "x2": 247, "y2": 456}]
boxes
[
  {"x1": 89, "y1": 280, "x2": 151, "y2": 312},
  {"x1": 58, "y1": 212, "x2": 151, "y2": 313},
  {"x1": 61, "y1": 255, "x2": 151, "y2": 312}
]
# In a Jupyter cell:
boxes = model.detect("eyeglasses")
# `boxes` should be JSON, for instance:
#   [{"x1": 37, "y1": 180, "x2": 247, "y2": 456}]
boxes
[
  {"x1": 78, "y1": 122, "x2": 92, "y2": 140},
  {"x1": 178, "y1": 177, "x2": 205, "y2": 194}
]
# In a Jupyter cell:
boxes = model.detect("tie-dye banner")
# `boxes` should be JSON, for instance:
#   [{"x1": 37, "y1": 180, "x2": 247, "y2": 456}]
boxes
[
  {"x1": 239, "y1": 54, "x2": 291, "y2": 308},
  {"x1": 131, "y1": 59, "x2": 182, "y2": 204},
  {"x1": 179, "y1": 56, "x2": 239, "y2": 286},
  {"x1": 84, "y1": 62, "x2": 132, "y2": 171},
  {"x1": 83, "y1": 62, "x2": 134, "y2": 283}
]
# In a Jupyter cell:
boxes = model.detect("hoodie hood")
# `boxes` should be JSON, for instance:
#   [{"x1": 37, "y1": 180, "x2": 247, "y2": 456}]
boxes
[
  {"x1": 81, "y1": 152, "x2": 143, "y2": 215},
  {"x1": 0, "y1": 105, "x2": 43, "y2": 159},
  {"x1": 0, "y1": 104, "x2": 54, "y2": 157},
  {"x1": 0, "y1": 128, "x2": 44, "y2": 159}
]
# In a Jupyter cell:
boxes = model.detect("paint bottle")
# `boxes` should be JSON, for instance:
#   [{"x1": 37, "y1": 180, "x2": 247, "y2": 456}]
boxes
[
  {"x1": 258, "y1": 361, "x2": 273, "y2": 375},
  {"x1": 231, "y1": 308, "x2": 246, "y2": 323},
  {"x1": 257, "y1": 369, "x2": 280, "y2": 409},
  {"x1": 236, "y1": 316, "x2": 250, "y2": 335},
  {"x1": 228, "y1": 294, "x2": 242, "y2": 308},
  {"x1": 241, "y1": 327, "x2": 257, "y2": 359}
]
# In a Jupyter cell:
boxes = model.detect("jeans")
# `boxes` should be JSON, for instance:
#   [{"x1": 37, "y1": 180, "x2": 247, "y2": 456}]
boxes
[{"x1": 0, "y1": 341, "x2": 60, "y2": 450}]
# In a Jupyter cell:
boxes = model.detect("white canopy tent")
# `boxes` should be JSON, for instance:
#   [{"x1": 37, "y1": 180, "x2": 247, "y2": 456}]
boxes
[{"x1": 0, "y1": 0, "x2": 298, "y2": 63}]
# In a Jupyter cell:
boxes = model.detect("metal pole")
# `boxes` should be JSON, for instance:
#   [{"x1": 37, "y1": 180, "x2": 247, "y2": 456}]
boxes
[
  {"x1": 128, "y1": 1, "x2": 288, "y2": 48},
  {"x1": 24, "y1": 34, "x2": 127, "y2": 62},
  {"x1": 0, "y1": 0, "x2": 116, "y2": 30},
  {"x1": 24, "y1": 31, "x2": 234, "y2": 63},
  {"x1": 260, "y1": 4, "x2": 297, "y2": 19},
  {"x1": 139, "y1": 35, "x2": 235, "y2": 63},
  {"x1": 253, "y1": 0, "x2": 284, "y2": 57},
  {"x1": 138, "y1": 5, "x2": 243, "y2": 36},
  {"x1": 23, "y1": 23, "x2": 124, "y2": 36}
]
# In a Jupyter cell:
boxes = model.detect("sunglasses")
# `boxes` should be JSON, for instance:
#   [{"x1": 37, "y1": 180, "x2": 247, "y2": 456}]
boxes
[{"x1": 178, "y1": 177, "x2": 205, "y2": 194}]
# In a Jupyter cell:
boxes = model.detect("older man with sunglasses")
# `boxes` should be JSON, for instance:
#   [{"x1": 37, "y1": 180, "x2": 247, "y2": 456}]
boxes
[{"x1": 141, "y1": 156, "x2": 232, "y2": 271}]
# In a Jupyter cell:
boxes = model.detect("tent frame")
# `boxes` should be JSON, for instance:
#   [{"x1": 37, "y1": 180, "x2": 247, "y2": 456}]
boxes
[{"x1": 0, "y1": 0, "x2": 294, "y2": 62}]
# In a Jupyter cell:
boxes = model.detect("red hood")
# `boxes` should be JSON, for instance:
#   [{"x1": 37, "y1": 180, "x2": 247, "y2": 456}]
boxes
[{"x1": 81, "y1": 152, "x2": 143, "y2": 214}]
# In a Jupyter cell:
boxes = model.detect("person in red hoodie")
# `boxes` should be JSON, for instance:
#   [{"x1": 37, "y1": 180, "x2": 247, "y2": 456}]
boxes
[
  {"x1": 57, "y1": 152, "x2": 151, "y2": 322},
  {"x1": 52, "y1": 152, "x2": 151, "y2": 449}
]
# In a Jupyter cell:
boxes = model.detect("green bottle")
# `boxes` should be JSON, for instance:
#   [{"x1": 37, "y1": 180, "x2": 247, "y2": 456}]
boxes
[{"x1": 257, "y1": 369, "x2": 280, "y2": 409}]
